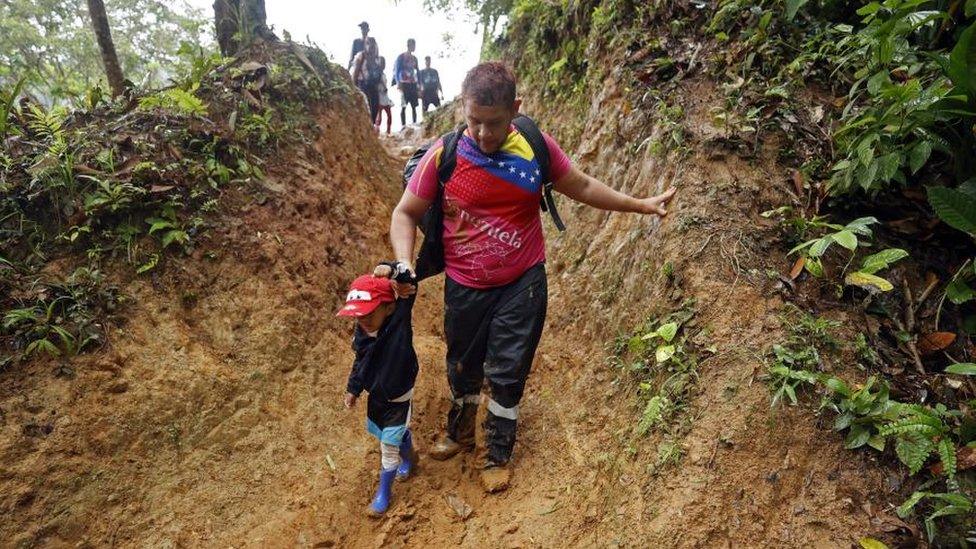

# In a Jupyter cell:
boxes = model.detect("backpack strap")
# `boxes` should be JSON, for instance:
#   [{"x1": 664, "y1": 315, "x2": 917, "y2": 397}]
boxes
[
  {"x1": 436, "y1": 124, "x2": 466, "y2": 185},
  {"x1": 512, "y1": 115, "x2": 566, "y2": 232}
]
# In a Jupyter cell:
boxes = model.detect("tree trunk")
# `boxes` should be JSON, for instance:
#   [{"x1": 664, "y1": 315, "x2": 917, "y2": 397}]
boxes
[
  {"x1": 214, "y1": 0, "x2": 275, "y2": 57},
  {"x1": 85, "y1": 0, "x2": 125, "y2": 97}
]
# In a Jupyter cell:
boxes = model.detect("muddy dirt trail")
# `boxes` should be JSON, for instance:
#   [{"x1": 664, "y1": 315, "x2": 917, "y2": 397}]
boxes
[{"x1": 1, "y1": 75, "x2": 893, "y2": 547}]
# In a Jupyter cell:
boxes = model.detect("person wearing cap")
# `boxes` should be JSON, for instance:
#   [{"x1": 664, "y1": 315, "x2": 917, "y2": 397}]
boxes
[
  {"x1": 348, "y1": 21, "x2": 370, "y2": 71},
  {"x1": 339, "y1": 263, "x2": 419, "y2": 517}
]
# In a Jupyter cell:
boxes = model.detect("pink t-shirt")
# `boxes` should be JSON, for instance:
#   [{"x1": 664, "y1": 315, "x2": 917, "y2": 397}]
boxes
[{"x1": 407, "y1": 126, "x2": 572, "y2": 289}]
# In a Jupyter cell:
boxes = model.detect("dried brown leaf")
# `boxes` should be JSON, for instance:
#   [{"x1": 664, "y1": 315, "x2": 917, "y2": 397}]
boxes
[{"x1": 918, "y1": 332, "x2": 956, "y2": 355}]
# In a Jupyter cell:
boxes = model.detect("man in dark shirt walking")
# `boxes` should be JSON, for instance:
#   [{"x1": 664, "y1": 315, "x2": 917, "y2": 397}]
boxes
[
  {"x1": 392, "y1": 39, "x2": 420, "y2": 126},
  {"x1": 348, "y1": 21, "x2": 370, "y2": 70},
  {"x1": 418, "y1": 56, "x2": 443, "y2": 116}
]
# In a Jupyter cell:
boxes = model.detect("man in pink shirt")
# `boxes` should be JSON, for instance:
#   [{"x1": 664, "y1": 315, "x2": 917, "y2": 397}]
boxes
[{"x1": 390, "y1": 62, "x2": 676, "y2": 493}]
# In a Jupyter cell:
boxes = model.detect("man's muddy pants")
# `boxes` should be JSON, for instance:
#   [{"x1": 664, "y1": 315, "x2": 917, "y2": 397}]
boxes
[{"x1": 443, "y1": 264, "x2": 547, "y2": 465}]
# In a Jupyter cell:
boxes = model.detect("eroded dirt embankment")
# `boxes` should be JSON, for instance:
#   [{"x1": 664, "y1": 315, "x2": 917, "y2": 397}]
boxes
[{"x1": 1, "y1": 54, "x2": 895, "y2": 549}]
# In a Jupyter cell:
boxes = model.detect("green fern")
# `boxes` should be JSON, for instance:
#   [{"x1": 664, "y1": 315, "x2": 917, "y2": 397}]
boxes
[
  {"x1": 895, "y1": 434, "x2": 935, "y2": 475},
  {"x1": 937, "y1": 439, "x2": 957, "y2": 480}
]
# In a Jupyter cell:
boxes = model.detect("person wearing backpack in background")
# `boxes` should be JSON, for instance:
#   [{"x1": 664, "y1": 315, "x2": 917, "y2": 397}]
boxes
[
  {"x1": 348, "y1": 21, "x2": 370, "y2": 71},
  {"x1": 418, "y1": 56, "x2": 443, "y2": 116},
  {"x1": 390, "y1": 62, "x2": 677, "y2": 493},
  {"x1": 375, "y1": 56, "x2": 394, "y2": 135},
  {"x1": 352, "y1": 38, "x2": 383, "y2": 127},
  {"x1": 392, "y1": 39, "x2": 420, "y2": 127}
]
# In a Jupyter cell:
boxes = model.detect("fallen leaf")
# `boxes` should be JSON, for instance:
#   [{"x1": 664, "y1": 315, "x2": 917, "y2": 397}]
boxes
[
  {"x1": 845, "y1": 272, "x2": 893, "y2": 292},
  {"x1": 859, "y1": 537, "x2": 888, "y2": 549},
  {"x1": 445, "y1": 494, "x2": 472, "y2": 521},
  {"x1": 918, "y1": 332, "x2": 956, "y2": 355},
  {"x1": 792, "y1": 170, "x2": 804, "y2": 196},
  {"x1": 114, "y1": 155, "x2": 141, "y2": 176},
  {"x1": 789, "y1": 257, "x2": 805, "y2": 280},
  {"x1": 149, "y1": 185, "x2": 175, "y2": 193},
  {"x1": 242, "y1": 89, "x2": 262, "y2": 108}
]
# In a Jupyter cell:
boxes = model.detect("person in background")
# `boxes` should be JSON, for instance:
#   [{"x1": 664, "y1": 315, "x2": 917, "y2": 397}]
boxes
[
  {"x1": 375, "y1": 56, "x2": 394, "y2": 135},
  {"x1": 392, "y1": 38, "x2": 420, "y2": 127},
  {"x1": 348, "y1": 21, "x2": 370, "y2": 71},
  {"x1": 418, "y1": 56, "x2": 443, "y2": 116},
  {"x1": 352, "y1": 38, "x2": 383, "y2": 125}
]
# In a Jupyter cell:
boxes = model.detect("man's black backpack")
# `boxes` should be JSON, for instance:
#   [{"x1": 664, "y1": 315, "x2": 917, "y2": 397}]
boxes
[{"x1": 401, "y1": 114, "x2": 565, "y2": 281}]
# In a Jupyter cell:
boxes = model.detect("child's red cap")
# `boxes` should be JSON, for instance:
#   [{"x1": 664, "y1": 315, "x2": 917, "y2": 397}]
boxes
[{"x1": 336, "y1": 275, "x2": 396, "y2": 317}]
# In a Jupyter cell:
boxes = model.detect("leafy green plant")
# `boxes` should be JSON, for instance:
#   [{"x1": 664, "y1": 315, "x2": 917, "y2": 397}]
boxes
[
  {"x1": 138, "y1": 87, "x2": 208, "y2": 117},
  {"x1": 821, "y1": 375, "x2": 898, "y2": 451},
  {"x1": 788, "y1": 216, "x2": 878, "y2": 276},
  {"x1": 898, "y1": 491, "x2": 974, "y2": 542},
  {"x1": 769, "y1": 355, "x2": 819, "y2": 406},
  {"x1": 146, "y1": 206, "x2": 190, "y2": 250},
  {"x1": 844, "y1": 248, "x2": 909, "y2": 292},
  {"x1": 611, "y1": 305, "x2": 701, "y2": 440},
  {"x1": 0, "y1": 76, "x2": 26, "y2": 140}
]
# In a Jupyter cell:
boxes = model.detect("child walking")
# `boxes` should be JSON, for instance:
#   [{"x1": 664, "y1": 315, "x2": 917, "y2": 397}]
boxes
[
  {"x1": 339, "y1": 262, "x2": 419, "y2": 517},
  {"x1": 374, "y1": 56, "x2": 393, "y2": 135}
]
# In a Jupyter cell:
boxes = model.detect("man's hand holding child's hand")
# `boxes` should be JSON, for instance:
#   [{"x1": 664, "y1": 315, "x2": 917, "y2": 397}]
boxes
[
  {"x1": 344, "y1": 392, "x2": 358, "y2": 408},
  {"x1": 374, "y1": 262, "x2": 417, "y2": 298}
]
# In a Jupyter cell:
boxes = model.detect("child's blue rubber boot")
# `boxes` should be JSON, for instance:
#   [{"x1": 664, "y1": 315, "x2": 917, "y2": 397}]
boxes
[
  {"x1": 397, "y1": 429, "x2": 419, "y2": 479},
  {"x1": 366, "y1": 467, "x2": 397, "y2": 517}
]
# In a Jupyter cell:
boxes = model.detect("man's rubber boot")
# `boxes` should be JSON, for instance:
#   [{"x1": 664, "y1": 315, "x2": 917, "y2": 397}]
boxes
[
  {"x1": 429, "y1": 404, "x2": 477, "y2": 461},
  {"x1": 396, "y1": 430, "x2": 419, "y2": 479},
  {"x1": 366, "y1": 467, "x2": 397, "y2": 518},
  {"x1": 480, "y1": 461, "x2": 512, "y2": 494}
]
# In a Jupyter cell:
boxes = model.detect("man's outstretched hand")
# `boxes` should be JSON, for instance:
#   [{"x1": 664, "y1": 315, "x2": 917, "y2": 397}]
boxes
[{"x1": 637, "y1": 187, "x2": 677, "y2": 216}]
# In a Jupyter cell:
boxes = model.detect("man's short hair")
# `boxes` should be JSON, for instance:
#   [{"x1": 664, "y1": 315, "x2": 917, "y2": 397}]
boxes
[
  {"x1": 425, "y1": 56, "x2": 431, "y2": 61},
  {"x1": 461, "y1": 62, "x2": 516, "y2": 107},
  {"x1": 407, "y1": 38, "x2": 416, "y2": 45}
]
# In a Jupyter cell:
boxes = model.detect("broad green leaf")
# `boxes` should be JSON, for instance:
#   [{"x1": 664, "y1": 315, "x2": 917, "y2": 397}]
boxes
[
  {"x1": 809, "y1": 237, "x2": 832, "y2": 258},
  {"x1": 908, "y1": 141, "x2": 932, "y2": 174},
  {"x1": 945, "y1": 362, "x2": 976, "y2": 375},
  {"x1": 845, "y1": 271, "x2": 894, "y2": 292},
  {"x1": 146, "y1": 218, "x2": 175, "y2": 235},
  {"x1": 867, "y1": 70, "x2": 889, "y2": 95},
  {"x1": 784, "y1": 0, "x2": 809, "y2": 21},
  {"x1": 845, "y1": 425, "x2": 871, "y2": 449},
  {"x1": 824, "y1": 376, "x2": 852, "y2": 397},
  {"x1": 946, "y1": 279, "x2": 976, "y2": 304},
  {"x1": 655, "y1": 345, "x2": 675, "y2": 363},
  {"x1": 896, "y1": 491, "x2": 928, "y2": 518},
  {"x1": 928, "y1": 186, "x2": 976, "y2": 234},
  {"x1": 967, "y1": 0, "x2": 976, "y2": 17},
  {"x1": 804, "y1": 257, "x2": 824, "y2": 277},
  {"x1": 949, "y1": 21, "x2": 976, "y2": 96},
  {"x1": 784, "y1": 384, "x2": 797, "y2": 405},
  {"x1": 861, "y1": 249, "x2": 908, "y2": 274},
  {"x1": 656, "y1": 322, "x2": 679, "y2": 343},
  {"x1": 959, "y1": 178, "x2": 976, "y2": 197},
  {"x1": 876, "y1": 152, "x2": 900, "y2": 183},
  {"x1": 25, "y1": 338, "x2": 60, "y2": 358},
  {"x1": 845, "y1": 217, "x2": 878, "y2": 236},
  {"x1": 867, "y1": 435, "x2": 886, "y2": 452},
  {"x1": 834, "y1": 412, "x2": 853, "y2": 431},
  {"x1": 833, "y1": 230, "x2": 858, "y2": 251}
]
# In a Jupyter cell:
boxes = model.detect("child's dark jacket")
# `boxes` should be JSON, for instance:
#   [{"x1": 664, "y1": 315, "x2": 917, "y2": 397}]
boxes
[{"x1": 346, "y1": 295, "x2": 418, "y2": 401}]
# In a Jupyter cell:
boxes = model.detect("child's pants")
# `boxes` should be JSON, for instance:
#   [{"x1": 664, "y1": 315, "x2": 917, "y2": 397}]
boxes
[{"x1": 367, "y1": 389, "x2": 412, "y2": 469}]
